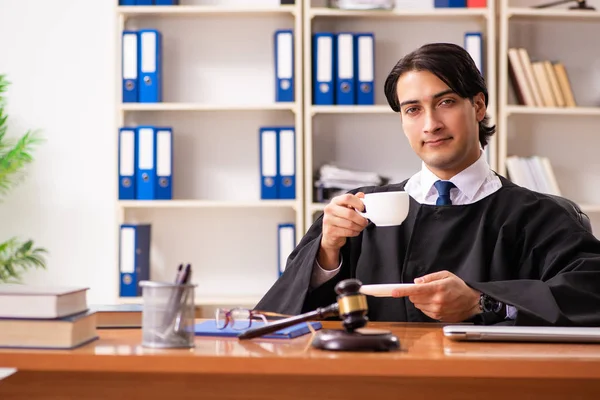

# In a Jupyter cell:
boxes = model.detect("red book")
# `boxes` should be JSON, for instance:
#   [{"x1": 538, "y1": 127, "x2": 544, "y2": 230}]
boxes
[{"x1": 467, "y1": 0, "x2": 486, "y2": 7}]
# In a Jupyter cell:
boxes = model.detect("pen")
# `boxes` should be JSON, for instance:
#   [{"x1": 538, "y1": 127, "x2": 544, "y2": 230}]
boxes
[
  {"x1": 174, "y1": 263, "x2": 183, "y2": 283},
  {"x1": 178, "y1": 263, "x2": 191, "y2": 284},
  {"x1": 172, "y1": 264, "x2": 192, "y2": 334},
  {"x1": 162, "y1": 263, "x2": 185, "y2": 331}
]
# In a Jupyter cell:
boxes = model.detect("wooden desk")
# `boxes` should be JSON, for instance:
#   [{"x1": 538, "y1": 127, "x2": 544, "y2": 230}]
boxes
[{"x1": 1, "y1": 321, "x2": 600, "y2": 399}]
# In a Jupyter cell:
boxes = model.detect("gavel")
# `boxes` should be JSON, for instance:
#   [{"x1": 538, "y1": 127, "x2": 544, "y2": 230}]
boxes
[{"x1": 237, "y1": 279, "x2": 368, "y2": 340}]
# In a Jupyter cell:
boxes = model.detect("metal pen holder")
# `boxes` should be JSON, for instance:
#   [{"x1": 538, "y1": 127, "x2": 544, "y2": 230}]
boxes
[{"x1": 140, "y1": 280, "x2": 197, "y2": 349}]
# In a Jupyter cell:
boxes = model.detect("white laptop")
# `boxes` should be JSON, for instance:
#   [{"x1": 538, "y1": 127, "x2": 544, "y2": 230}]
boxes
[{"x1": 443, "y1": 325, "x2": 600, "y2": 343}]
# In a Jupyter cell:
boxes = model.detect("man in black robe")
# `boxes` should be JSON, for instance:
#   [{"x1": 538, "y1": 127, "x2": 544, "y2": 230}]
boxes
[{"x1": 256, "y1": 43, "x2": 600, "y2": 327}]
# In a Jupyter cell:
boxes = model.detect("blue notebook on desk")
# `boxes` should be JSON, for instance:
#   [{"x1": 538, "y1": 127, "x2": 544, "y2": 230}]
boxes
[{"x1": 194, "y1": 320, "x2": 322, "y2": 339}]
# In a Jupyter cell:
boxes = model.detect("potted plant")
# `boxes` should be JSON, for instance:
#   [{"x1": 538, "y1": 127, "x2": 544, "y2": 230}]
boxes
[{"x1": 0, "y1": 74, "x2": 47, "y2": 283}]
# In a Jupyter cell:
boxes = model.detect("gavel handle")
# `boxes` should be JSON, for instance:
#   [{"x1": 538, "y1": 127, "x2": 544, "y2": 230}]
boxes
[{"x1": 238, "y1": 303, "x2": 339, "y2": 340}]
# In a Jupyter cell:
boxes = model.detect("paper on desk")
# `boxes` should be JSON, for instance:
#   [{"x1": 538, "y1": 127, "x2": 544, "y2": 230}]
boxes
[{"x1": 0, "y1": 368, "x2": 16, "y2": 381}]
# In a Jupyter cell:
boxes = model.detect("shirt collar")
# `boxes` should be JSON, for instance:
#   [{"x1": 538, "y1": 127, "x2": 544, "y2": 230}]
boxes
[{"x1": 419, "y1": 149, "x2": 490, "y2": 201}]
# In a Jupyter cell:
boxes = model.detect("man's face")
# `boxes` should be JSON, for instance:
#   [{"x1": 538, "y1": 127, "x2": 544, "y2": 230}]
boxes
[{"x1": 396, "y1": 70, "x2": 485, "y2": 179}]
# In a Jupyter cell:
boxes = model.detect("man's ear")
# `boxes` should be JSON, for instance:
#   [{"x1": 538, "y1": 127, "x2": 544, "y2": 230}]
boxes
[{"x1": 474, "y1": 92, "x2": 486, "y2": 122}]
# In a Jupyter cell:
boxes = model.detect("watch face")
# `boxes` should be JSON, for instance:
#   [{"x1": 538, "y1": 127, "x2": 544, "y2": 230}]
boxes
[
  {"x1": 492, "y1": 301, "x2": 503, "y2": 313},
  {"x1": 481, "y1": 294, "x2": 503, "y2": 314}
]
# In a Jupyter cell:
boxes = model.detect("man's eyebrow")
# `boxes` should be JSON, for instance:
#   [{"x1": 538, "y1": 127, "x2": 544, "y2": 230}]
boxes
[{"x1": 398, "y1": 89, "x2": 456, "y2": 109}]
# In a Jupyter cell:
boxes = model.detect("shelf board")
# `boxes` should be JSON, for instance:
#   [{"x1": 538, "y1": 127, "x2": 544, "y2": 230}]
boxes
[
  {"x1": 311, "y1": 105, "x2": 394, "y2": 115},
  {"x1": 310, "y1": 7, "x2": 488, "y2": 18},
  {"x1": 120, "y1": 103, "x2": 297, "y2": 112},
  {"x1": 118, "y1": 200, "x2": 298, "y2": 209},
  {"x1": 506, "y1": 105, "x2": 600, "y2": 116},
  {"x1": 507, "y1": 7, "x2": 600, "y2": 19},
  {"x1": 579, "y1": 204, "x2": 600, "y2": 213},
  {"x1": 310, "y1": 203, "x2": 327, "y2": 213},
  {"x1": 116, "y1": 297, "x2": 143, "y2": 305},
  {"x1": 117, "y1": 5, "x2": 296, "y2": 17}
]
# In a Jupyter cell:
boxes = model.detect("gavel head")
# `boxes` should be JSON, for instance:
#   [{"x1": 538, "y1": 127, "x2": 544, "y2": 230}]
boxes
[{"x1": 334, "y1": 279, "x2": 368, "y2": 333}]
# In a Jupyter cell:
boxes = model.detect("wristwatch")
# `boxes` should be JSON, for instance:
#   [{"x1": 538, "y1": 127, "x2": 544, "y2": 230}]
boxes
[{"x1": 479, "y1": 293, "x2": 506, "y2": 316}]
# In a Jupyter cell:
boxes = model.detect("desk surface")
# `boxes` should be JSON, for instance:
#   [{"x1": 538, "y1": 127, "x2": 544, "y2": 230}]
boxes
[{"x1": 2, "y1": 321, "x2": 600, "y2": 379}]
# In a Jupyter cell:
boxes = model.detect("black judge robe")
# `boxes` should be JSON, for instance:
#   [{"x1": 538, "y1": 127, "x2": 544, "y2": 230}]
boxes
[{"x1": 255, "y1": 176, "x2": 600, "y2": 326}]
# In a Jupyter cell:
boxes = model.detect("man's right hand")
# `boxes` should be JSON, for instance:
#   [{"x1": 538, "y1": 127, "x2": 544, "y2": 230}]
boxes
[{"x1": 318, "y1": 192, "x2": 369, "y2": 270}]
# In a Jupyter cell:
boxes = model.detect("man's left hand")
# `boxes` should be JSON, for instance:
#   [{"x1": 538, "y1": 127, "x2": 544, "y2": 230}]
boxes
[{"x1": 391, "y1": 271, "x2": 480, "y2": 323}]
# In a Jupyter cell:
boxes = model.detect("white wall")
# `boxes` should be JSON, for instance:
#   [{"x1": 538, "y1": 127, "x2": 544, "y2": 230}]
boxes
[{"x1": 0, "y1": 0, "x2": 117, "y2": 303}]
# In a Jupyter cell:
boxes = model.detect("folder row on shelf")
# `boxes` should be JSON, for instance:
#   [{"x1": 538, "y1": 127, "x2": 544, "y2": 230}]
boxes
[
  {"x1": 312, "y1": 32, "x2": 375, "y2": 106},
  {"x1": 434, "y1": 0, "x2": 486, "y2": 7},
  {"x1": 119, "y1": 126, "x2": 173, "y2": 200},
  {"x1": 507, "y1": 48, "x2": 576, "y2": 108},
  {"x1": 312, "y1": 31, "x2": 481, "y2": 106},
  {"x1": 122, "y1": 30, "x2": 162, "y2": 103},
  {"x1": 395, "y1": 0, "x2": 487, "y2": 8},
  {"x1": 260, "y1": 126, "x2": 296, "y2": 200},
  {"x1": 122, "y1": 29, "x2": 294, "y2": 104},
  {"x1": 118, "y1": 222, "x2": 294, "y2": 298}
]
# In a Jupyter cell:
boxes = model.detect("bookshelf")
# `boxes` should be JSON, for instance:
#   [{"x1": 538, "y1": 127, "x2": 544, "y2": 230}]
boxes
[
  {"x1": 115, "y1": 0, "x2": 303, "y2": 307},
  {"x1": 497, "y1": 0, "x2": 600, "y2": 230},
  {"x1": 109, "y1": 0, "x2": 600, "y2": 308},
  {"x1": 302, "y1": 0, "x2": 497, "y2": 229}
]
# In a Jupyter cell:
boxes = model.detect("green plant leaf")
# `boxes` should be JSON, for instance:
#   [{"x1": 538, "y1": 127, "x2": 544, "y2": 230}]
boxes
[
  {"x1": 0, "y1": 75, "x2": 47, "y2": 283},
  {"x1": 0, "y1": 237, "x2": 47, "y2": 283},
  {"x1": 0, "y1": 129, "x2": 43, "y2": 199},
  {"x1": 18, "y1": 239, "x2": 33, "y2": 254}
]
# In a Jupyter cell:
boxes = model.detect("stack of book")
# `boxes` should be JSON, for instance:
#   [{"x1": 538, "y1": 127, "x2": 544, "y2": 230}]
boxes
[
  {"x1": 505, "y1": 155, "x2": 561, "y2": 196},
  {"x1": 507, "y1": 47, "x2": 576, "y2": 108},
  {"x1": 0, "y1": 286, "x2": 98, "y2": 349},
  {"x1": 91, "y1": 304, "x2": 143, "y2": 329},
  {"x1": 314, "y1": 164, "x2": 388, "y2": 202}
]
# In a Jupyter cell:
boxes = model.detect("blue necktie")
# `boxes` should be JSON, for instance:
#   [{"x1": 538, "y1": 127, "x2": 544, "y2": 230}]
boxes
[{"x1": 434, "y1": 180, "x2": 456, "y2": 206}]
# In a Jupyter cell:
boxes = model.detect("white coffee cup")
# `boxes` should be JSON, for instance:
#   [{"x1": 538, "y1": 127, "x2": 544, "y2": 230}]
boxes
[{"x1": 357, "y1": 191, "x2": 410, "y2": 227}]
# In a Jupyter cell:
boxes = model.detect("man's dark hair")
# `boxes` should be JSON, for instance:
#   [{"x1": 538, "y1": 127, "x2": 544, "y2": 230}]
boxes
[{"x1": 384, "y1": 42, "x2": 495, "y2": 149}]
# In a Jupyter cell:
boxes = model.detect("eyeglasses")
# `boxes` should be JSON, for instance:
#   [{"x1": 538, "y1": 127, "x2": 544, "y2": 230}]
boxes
[{"x1": 215, "y1": 308, "x2": 289, "y2": 330}]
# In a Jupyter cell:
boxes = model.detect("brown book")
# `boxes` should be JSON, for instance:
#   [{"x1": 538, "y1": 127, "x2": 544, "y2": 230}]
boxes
[
  {"x1": 543, "y1": 61, "x2": 565, "y2": 107},
  {"x1": 518, "y1": 48, "x2": 544, "y2": 107},
  {"x1": 532, "y1": 61, "x2": 556, "y2": 107},
  {"x1": 0, "y1": 285, "x2": 88, "y2": 319},
  {"x1": 507, "y1": 48, "x2": 535, "y2": 106},
  {"x1": 553, "y1": 63, "x2": 577, "y2": 107},
  {"x1": 92, "y1": 304, "x2": 142, "y2": 329},
  {"x1": 0, "y1": 310, "x2": 98, "y2": 349}
]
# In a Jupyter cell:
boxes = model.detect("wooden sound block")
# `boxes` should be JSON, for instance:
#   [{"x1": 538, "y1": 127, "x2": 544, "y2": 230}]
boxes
[{"x1": 311, "y1": 329, "x2": 400, "y2": 352}]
